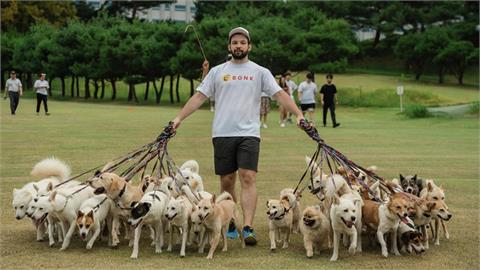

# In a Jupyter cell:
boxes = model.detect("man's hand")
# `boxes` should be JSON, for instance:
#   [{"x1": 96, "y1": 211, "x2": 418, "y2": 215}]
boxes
[
  {"x1": 202, "y1": 60, "x2": 209, "y2": 72},
  {"x1": 172, "y1": 117, "x2": 181, "y2": 130}
]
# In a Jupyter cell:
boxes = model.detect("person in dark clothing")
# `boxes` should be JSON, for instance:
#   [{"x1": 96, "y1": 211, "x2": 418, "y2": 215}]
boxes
[{"x1": 320, "y1": 74, "x2": 340, "y2": 128}]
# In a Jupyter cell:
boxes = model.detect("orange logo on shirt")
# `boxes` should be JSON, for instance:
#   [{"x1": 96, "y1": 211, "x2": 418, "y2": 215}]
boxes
[
  {"x1": 223, "y1": 74, "x2": 231, "y2": 81},
  {"x1": 222, "y1": 74, "x2": 254, "y2": 82}
]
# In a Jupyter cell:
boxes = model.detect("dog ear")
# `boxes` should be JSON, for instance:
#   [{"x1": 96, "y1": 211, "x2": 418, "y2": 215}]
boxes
[
  {"x1": 211, "y1": 194, "x2": 216, "y2": 204},
  {"x1": 13, "y1": 188, "x2": 19, "y2": 196},
  {"x1": 49, "y1": 191, "x2": 57, "y2": 202},
  {"x1": 399, "y1": 174, "x2": 404, "y2": 181},
  {"x1": 130, "y1": 201, "x2": 138, "y2": 208},
  {"x1": 47, "y1": 182, "x2": 53, "y2": 191},
  {"x1": 439, "y1": 184, "x2": 445, "y2": 191},
  {"x1": 33, "y1": 184, "x2": 39, "y2": 192},
  {"x1": 77, "y1": 210, "x2": 84, "y2": 218},
  {"x1": 413, "y1": 174, "x2": 417, "y2": 181},
  {"x1": 314, "y1": 204, "x2": 321, "y2": 211},
  {"x1": 87, "y1": 210, "x2": 94, "y2": 218},
  {"x1": 333, "y1": 194, "x2": 340, "y2": 205},
  {"x1": 266, "y1": 200, "x2": 271, "y2": 208},
  {"x1": 427, "y1": 182, "x2": 433, "y2": 192}
]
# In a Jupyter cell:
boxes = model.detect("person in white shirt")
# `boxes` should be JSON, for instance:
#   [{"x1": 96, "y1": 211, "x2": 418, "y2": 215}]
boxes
[
  {"x1": 34, "y1": 73, "x2": 50, "y2": 116},
  {"x1": 298, "y1": 73, "x2": 318, "y2": 125},
  {"x1": 285, "y1": 71, "x2": 297, "y2": 124},
  {"x1": 4, "y1": 71, "x2": 23, "y2": 115},
  {"x1": 172, "y1": 27, "x2": 304, "y2": 246}
]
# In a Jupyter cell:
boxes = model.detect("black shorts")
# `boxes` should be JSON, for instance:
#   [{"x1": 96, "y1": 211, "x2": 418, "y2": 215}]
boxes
[
  {"x1": 301, "y1": 103, "x2": 316, "y2": 112},
  {"x1": 212, "y1": 137, "x2": 260, "y2": 175}
]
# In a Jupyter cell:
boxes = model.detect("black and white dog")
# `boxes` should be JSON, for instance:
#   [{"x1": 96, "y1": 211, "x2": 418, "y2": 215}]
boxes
[{"x1": 399, "y1": 174, "x2": 423, "y2": 196}]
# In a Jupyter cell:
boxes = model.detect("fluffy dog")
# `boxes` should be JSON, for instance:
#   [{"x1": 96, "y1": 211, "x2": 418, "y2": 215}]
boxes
[
  {"x1": 300, "y1": 205, "x2": 331, "y2": 258},
  {"x1": 129, "y1": 190, "x2": 170, "y2": 259},
  {"x1": 266, "y1": 197, "x2": 294, "y2": 250},
  {"x1": 279, "y1": 188, "x2": 301, "y2": 233},
  {"x1": 196, "y1": 192, "x2": 244, "y2": 259},
  {"x1": 76, "y1": 194, "x2": 113, "y2": 249},
  {"x1": 165, "y1": 195, "x2": 194, "y2": 257},
  {"x1": 362, "y1": 187, "x2": 410, "y2": 257},
  {"x1": 329, "y1": 193, "x2": 363, "y2": 261}
]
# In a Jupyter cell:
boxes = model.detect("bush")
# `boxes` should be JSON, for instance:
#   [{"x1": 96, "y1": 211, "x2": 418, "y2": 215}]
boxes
[
  {"x1": 468, "y1": 101, "x2": 479, "y2": 115},
  {"x1": 338, "y1": 88, "x2": 442, "y2": 108},
  {"x1": 309, "y1": 58, "x2": 348, "y2": 73},
  {"x1": 404, "y1": 104, "x2": 431, "y2": 118}
]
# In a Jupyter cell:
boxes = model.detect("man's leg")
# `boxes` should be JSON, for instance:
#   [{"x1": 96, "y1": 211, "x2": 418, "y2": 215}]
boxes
[
  {"x1": 323, "y1": 104, "x2": 328, "y2": 126},
  {"x1": 36, "y1": 94, "x2": 42, "y2": 113},
  {"x1": 8, "y1": 92, "x2": 15, "y2": 114},
  {"x1": 331, "y1": 104, "x2": 340, "y2": 128},
  {"x1": 220, "y1": 172, "x2": 237, "y2": 202},
  {"x1": 43, "y1": 95, "x2": 49, "y2": 114},
  {"x1": 13, "y1": 92, "x2": 19, "y2": 113},
  {"x1": 238, "y1": 168, "x2": 257, "y2": 227}
]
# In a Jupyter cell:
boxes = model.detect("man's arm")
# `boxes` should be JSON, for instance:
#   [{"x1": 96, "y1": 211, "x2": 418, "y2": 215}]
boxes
[
  {"x1": 273, "y1": 90, "x2": 304, "y2": 125},
  {"x1": 172, "y1": 92, "x2": 209, "y2": 129}
]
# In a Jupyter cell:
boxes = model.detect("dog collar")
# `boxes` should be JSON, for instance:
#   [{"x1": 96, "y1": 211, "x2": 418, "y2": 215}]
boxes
[
  {"x1": 273, "y1": 207, "x2": 290, "y2": 220},
  {"x1": 118, "y1": 183, "x2": 127, "y2": 199}
]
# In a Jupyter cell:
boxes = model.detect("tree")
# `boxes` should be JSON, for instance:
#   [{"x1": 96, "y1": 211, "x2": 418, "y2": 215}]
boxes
[
  {"x1": 395, "y1": 33, "x2": 425, "y2": 80},
  {"x1": 434, "y1": 41, "x2": 477, "y2": 84},
  {"x1": 1, "y1": 1, "x2": 77, "y2": 32},
  {"x1": 415, "y1": 27, "x2": 451, "y2": 83}
]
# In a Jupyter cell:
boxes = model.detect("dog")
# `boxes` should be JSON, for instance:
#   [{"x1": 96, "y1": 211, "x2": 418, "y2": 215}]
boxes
[
  {"x1": 128, "y1": 189, "x2": 170, "y2": 259},
  {"x1": 299, "y1": 205, "x2": 331, "y2": 258},
  {"x1": 397, "y1": 217, "x2": 426, "y2": 255},
  {"x1": 76, "y1": 194, "x2": 113, "y2": 249},
  {"x1": 329, "y1": 193, "x2": 363, "y2": 261},
  {"x1": 165, "y1": 194, "x2": 194, "y2": 257},
  {"x1": 87, "y1": 172, "x2": 144, "y2": 247},
  {"x1": 399, "y1": 174, "x2": 423, "y2": 196},
  {"x1": 31, "y1": 184, "x2": 94, "y2": 250},
  {"x1": 266, "y1": 197, "x2": 294, "y2": 251},
  {"x1": 362, "y1": 185, "x2": 410, "y2": 257},
  {"x1": 279, "y1": 188, "x2": 301, "y2": 233},
  {"x1": 419, "y1": 179, "x2": 452, "y2": 245},
  {"x1": 196, "y1": 192, "x2": 244, "y2": 259}
]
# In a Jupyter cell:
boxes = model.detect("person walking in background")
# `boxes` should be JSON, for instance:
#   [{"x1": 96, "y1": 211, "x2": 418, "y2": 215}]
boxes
[
  {"x1": 285, "y1": 71, "x2": 297, "y2": 124},
  {"x1": 4, "y1": 71, "x2": 23, "y2": 115},
  {"x1": 34, "y1": 73, "x2": 50, "y2": 116},
  {"x1": 320, "y1": 73, "x2": 340, "y2": 128},
  {"x1": 298, "y1": 72, "x2": 318, "y2": 125},
  {"x1": 260, "y1": 91, "x2": 270, "y2": 128},
  {"x1": 278, "y1": 74, "x2": 290, "y2": 127}
]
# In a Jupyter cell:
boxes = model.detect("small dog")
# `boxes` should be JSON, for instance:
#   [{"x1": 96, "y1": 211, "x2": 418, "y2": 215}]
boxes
[
  {"x1": 196, "y1": 192, "x2": 244, "y2": 259},
  {"x1": 397, "y1": 217, "x2": 425, "y2": 255},
  {"x1": 266, "y1": 197, "x2": 294, "y2": 251},
  {"x1": 399, "y1": 174, "x2": 423, "y2": 196},
  {"x1": 299, "y1": 205, "x2": 330, "y2": 258},
  {"x1": 129, "y1": 190, "x2": 170, "y2": 259},
  {"x1": 362, "y1": 185, "x2": 410, "y2": 257},
  {"x1": 165, "y1": 194, "x2": 194, "y2": 257},
  {"x1": 76, "y1": 194, "x2": 113, "y2": 249},
  {"x1": 329, "y1": 193, "x2": 363, "y2": 261}
]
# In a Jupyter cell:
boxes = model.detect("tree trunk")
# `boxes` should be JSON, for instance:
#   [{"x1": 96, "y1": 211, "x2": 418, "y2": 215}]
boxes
[
  {"x1": 373, "y1": 27, "x2": 381, "y2": 48},
  {"x1": 1, "y1": 70, "x2": 5, "y2": 91},
  {"x1": 76, "y1": 76, "x2": 80, "y2": 97},
  {"x1": 457, "y1": 72, "x2": 464, "y2": 85},
  {"x1": 93, "y1": 80, "x2": 99, "y2": 99},
  {"x1": 415, "y1": 73, "x2": 421, "y2": 81},
  {"x1": 27, "y1": 73, "x2": 33, "y2": 90},
  {"x1": 153, "y1": 80, "x2": 160, "y2": 104},
  {"x1": 190, "y1": 79, "x2": 194, "y2": 97},
  {"x1": 144, "y1": 80, "x2": 150, "y2": 101},
  {"x1": 70, "y1": 75, "x2": 75, "y2": 97},
  {"x1": 159, "y1": 75, "x2": 166, "y2": 103},
  {"x1": 169, "y1": 74, "x2": 174, "y2": 104},
  {"x1": 128, "y1": 83, "x2": 138, "y2": 102},
  {"x1": 100, "y1": 80, "x2": 105, "y2": 99},
  {"x1": 48, "y1": 77, "x2": 53, "y2": 96},
  {"x1": 111, "y1": 78, "x2": 117, "y2": 100},
  {"x1": 61, "y1": 77, "x2": 65, "y2": 96},
  {"x1": 85, "y1": 77, "x2": 90, "y2": 99},
  {"x1": 175, "y1": 73, "x2": 180, "y2": 103}
]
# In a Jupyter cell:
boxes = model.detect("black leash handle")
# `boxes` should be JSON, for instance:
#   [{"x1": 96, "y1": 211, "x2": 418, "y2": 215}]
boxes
[
  {"x1": 156, "y1": 121, "x2": 176, "y2": 144},
  {"x1": 299, "y1": 119, "x2": 324, "y2": 144}
]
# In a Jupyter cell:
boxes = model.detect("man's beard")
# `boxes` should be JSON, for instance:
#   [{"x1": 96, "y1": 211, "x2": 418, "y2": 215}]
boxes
[{"x1": 230, "y1": 49, "x2": 248, "y2": 60}]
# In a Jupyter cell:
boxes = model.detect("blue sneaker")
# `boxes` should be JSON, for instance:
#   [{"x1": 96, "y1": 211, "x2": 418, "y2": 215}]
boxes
[
  {"x1": 226, "y1": 220, "x2": 239, "y2": 239},
  {"x1": 242, "y1": 226, "x2": 257, "y2": 246}
]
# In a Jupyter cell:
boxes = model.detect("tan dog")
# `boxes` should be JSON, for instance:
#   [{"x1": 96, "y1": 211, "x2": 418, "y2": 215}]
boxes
[
  {"x1": 196, "y1": 192, "x2": 244, "y2": 259},
  {"x1": 419, "y1": 179, "x2": 451, "y2": 246},
  {"x1": 266, "y1": 197, "x2": 294, "y2": 251},
  {"x1": 362, "y1": 187, "x2": 410, "y2": 257},
  {"x1": 299, "y1": 205, "x2": 330, "y2": 258},
  {"x1": 87, "y1": 172, "x2": 143, "y2": 247},
  {"x1": 279, "y1": 188, "x2": 301, "y2": 233}
]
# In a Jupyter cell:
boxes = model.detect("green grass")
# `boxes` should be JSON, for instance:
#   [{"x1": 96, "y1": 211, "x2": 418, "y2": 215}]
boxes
[{"x1": 1, "y1": 100, "x2": 479, "y2": 269}]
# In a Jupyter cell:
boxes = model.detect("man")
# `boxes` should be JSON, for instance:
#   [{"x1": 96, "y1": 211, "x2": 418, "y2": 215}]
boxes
[
  {"x1": 34, "y1": 73, "x2": 50, "y2": 116},
  {"x1": 320, "y1": 74, "x2": 340, "y2": 128},
  {"x1": 285, "y1": 71, "x2": 297, "y2": 123},
  {"x1": 171, "y1": 27, "x2": 304, "y2": 246},
  {"x1": 298, "y1": 73, "x2": 318, "y2": 125},
  {"x1": 4, "y1": 71, "x2": 23, "y2": 115}
]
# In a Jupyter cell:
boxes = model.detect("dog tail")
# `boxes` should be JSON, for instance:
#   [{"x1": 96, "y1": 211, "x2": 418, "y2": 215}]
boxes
[
  {"x1": 366, "y1": 165, "x2": 378, "y2": 173},
  {"x1": 180, "y1": 160, "x2": 199, "y2": 174},
  {"x1": 215, "y1": 191, "x2": 233, "y2": 203},
  {"x1": 31, "y1": 157, "x2": 71, "y2": 181}
]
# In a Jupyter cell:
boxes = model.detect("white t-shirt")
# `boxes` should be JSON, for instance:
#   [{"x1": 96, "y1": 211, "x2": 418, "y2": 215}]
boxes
[
  {"x1": 298, "y1": 81, "x2": 317, "y2": 104},
  {"x1": 286, "y1": 80, "x2": 298, "y2": 97},
  {"x1": 34, "y1": 80, "x2": 49, "y2": 95},
  {"x1": 197, "y1": 61, "x2": 281, "y2": 138},
  {"x1": 5, "y1": 78, "x2": 22, "y2": 92}
]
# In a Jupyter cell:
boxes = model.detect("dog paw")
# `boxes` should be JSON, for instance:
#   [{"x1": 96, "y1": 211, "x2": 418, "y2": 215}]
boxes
[
  {"x1": 206, "y1": 255, "x2": 213, "y2": 260},
  {"x1": 130, "y1": 254, "x2": 138, "y2": 259},
  {"x1": 382, "y1": 251, "x2": 388, "y2": 258},
  {"x1": 349, "y1": 246, "x2": 356, "y2": 255},
  {"x1": 270, "y1": 248, "x2": 276, "y2": 253},
  {"x1": 434, "y1": 241, "x2": 440, "y2": 246},
  {"x1": 180, "y1": 253, "x2": 185, "y2": 258},
  {"x1": 59, "y1": 246, "x2": 67, "y2": 251},
  {"x1": 307, "y1": 254, "x2": 313, "y2": 259},
  {"x1": 86, "y1": 244, "x2": 93, "y2": 250},
  {"x1": 445, "y1": 233, "x2": 450, "y2": 240},
  {"x1": 330, "y1": 255, "x2": 338, "y2": 261},
  {"x1": 49, "y1": 242, "x2": 55, "y2": 247},
  {"x1": 282, "y1": 244, "x2": 289, "y2": 249}
]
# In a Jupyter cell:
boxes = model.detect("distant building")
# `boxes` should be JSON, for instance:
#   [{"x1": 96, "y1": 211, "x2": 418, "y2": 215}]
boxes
[{"x1": 84, "y1": 0, "x2": 196, "y2": 23}]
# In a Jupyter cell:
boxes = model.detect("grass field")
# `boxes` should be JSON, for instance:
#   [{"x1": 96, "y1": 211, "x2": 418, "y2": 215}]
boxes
[{"x1": 1, "y1": 99, "x2": 478, "y2": 269}]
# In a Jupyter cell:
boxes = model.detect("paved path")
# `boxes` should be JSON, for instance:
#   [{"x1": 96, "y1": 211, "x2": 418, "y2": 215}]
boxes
[{"x1": 428, "y1": 104, "x2": 473, "y2": 116}]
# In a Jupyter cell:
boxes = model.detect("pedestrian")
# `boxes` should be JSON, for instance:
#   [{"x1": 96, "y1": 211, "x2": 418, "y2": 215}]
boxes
[
  {"x1": 171, "y1": 27, "x2": 304, "y2": 246},
  {"x1": 34, "y1": 73, "x2": 50, "y2": 116},
  {"x1": 285, "y1": 71, "x2": 298, "y2": 124},
  {"x1": 298, "y1": 72, "x2": 318, "y2": 125},
  {"x1": 4, "y1": 71, "x2": 23, "y2": 115},
  {"x1": 320, "y1": 73, "x2": 340, "y2": 128},
  {"x1": 278, "y1": 74, "x2": 290, "y2": 127}
]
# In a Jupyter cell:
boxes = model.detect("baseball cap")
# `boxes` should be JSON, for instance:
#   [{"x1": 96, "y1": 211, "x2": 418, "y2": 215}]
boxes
[{"x1": 229, "y1": 27, "x2": 250, "y2": 42}]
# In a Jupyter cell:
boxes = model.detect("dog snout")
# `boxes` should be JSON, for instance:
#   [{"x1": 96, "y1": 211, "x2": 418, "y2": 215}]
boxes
[
  {"x1": 406, "y1": 187, "x2": 413, "y2": 193},
  {"x1": 194, "y1": 231, "x2": 199, "y2": 235},
  {"x1": 16, "y1": 216, "x2": 21, "y2": 220},
  {"x1": 351, "y1": 216, "x2": 356, "y2": 221},
  {"x1": 447, "y1": 214, "x2": 452, "y2": 219},
  {"x1": 404, "y1": 213, "x2": 408, "y2": 217}
]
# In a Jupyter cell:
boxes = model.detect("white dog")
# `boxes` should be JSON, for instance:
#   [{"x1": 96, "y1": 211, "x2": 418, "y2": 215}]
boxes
[{"x1": 165, "y1": 195, "x2": 193, "y2": 257}]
